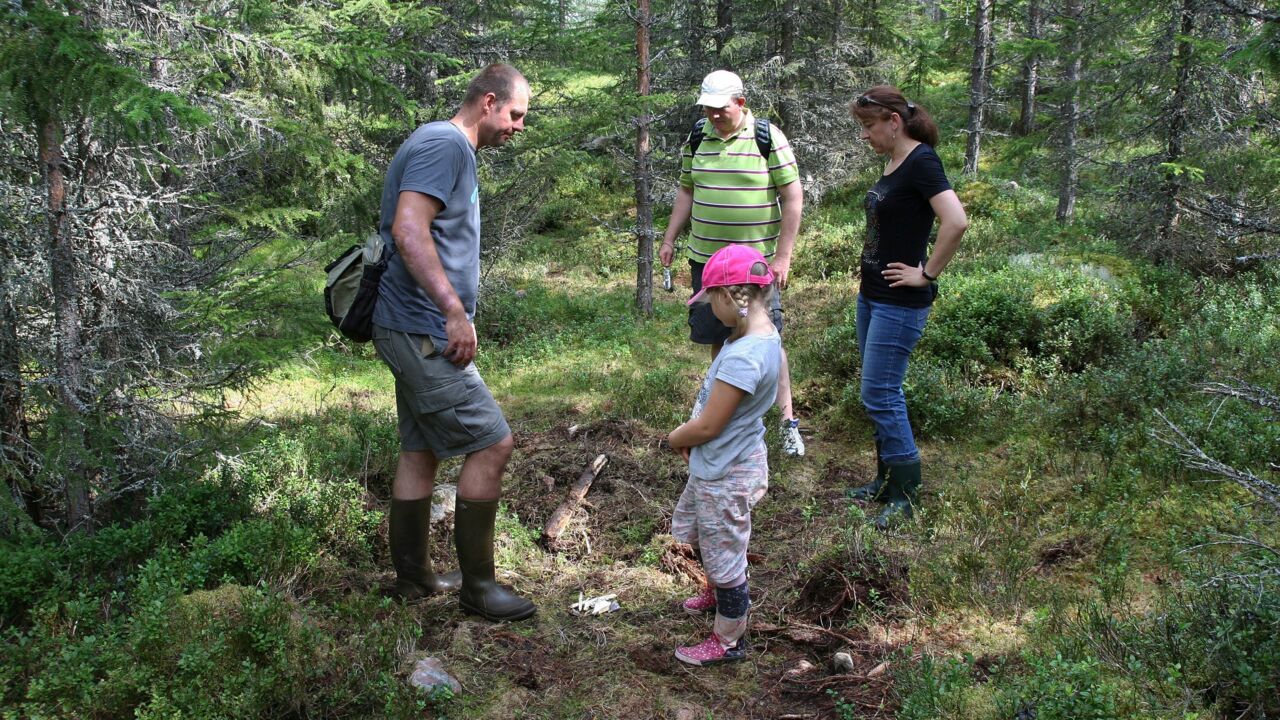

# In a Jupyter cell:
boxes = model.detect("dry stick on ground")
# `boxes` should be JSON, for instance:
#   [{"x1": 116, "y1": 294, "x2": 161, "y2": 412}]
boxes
[
  {"x1": 541, "y1": 453, "x2": 608, "y2": 548},
  {"x1": 752, "y1": 620, "x2": 883, "y2": 650},
  {"x1": 1153, "y1": 408, "x2": 1280, "y2": 514}
]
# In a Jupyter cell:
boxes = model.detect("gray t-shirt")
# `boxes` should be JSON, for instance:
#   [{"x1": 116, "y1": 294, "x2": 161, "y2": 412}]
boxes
[
  {"x1": 688, "y1": 331, "x2": 782, "y2": 479},
  {"x1": 373, "y1": 121, "x2": 480, "y2": 338}
]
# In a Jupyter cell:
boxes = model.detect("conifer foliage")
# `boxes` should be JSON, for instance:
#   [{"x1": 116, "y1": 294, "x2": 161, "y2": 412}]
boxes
[{"x1": 0, "y1": 0, "x2": 452, "y2": 533}]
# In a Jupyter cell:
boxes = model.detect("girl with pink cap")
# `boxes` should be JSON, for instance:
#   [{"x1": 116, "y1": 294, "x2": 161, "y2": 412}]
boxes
[{"x1": 666, "y1": 244, "x2": 782, "y2": 666}]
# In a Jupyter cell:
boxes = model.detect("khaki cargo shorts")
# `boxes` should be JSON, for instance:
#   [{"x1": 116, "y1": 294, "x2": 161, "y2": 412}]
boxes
[
  {"x1": 372, "y1": 324, "x2": 511, "y2": 458},
  {"x1": 670, "y1": 442, "x2": 769, "y2": 585}
]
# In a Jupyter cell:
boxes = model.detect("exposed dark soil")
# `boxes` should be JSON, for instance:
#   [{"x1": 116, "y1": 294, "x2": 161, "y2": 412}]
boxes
[
  {"x1": 794, "y1": 550, "x2": 911, "y2": 626},
  {"x1": 1033, "y1": 534, "x2": 1094, "y2": 573},
  {"x1": 504, "y1": 421, "x2": 685, "y2": 562},
  {"x1": 404, "y1": 420, "x2": 910, "y2": 716}
]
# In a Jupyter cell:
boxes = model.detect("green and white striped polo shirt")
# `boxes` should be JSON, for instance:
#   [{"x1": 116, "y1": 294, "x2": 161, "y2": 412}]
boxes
[{"x1": 679, "y1": 110, "x2": 800, "y2": 263}]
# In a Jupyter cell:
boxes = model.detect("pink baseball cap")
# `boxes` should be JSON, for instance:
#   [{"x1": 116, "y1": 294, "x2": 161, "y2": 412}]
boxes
[{"x1": 688, "y1": 245, "x2": 775, "y2": 305}]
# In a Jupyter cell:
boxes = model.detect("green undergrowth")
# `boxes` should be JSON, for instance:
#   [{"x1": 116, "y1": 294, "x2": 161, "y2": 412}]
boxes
[
  {"x1": 0, "y1": 433, "x2": 430, "y2": 718},
  {"x1": 6, "y1": 115, "x2": 1280, "y2": 720}
]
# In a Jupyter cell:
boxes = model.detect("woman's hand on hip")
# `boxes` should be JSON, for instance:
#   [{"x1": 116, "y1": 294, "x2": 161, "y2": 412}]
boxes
[{"x1": 883, "y1": 261, "x2": 931, "y2": 288}]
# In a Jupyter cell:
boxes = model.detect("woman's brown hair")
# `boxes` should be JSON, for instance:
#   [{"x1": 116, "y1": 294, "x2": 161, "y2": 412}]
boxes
[{"x1": 851, "y1": 85, "x2": 940, "y2": 148}]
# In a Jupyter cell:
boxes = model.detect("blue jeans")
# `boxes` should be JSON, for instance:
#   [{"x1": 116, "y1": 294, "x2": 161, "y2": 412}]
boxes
[{"x1": 856, "y1": 294, "x2": 930, "y2": 464}]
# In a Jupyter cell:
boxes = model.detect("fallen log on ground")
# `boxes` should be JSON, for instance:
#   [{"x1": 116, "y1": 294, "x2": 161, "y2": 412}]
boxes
[{"x1": 541, "y1": 454, "x2": 608, "y2": 549}]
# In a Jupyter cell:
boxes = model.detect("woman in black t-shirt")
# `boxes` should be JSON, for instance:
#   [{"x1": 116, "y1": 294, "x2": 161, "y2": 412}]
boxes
[{"x1": 845, "y1": 85, "x2": 968, "y2": 529}]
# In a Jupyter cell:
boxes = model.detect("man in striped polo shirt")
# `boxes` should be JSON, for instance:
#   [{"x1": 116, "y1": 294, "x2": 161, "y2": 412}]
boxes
[{"x1": 659, "y1": 70, "x2": 806, "y2": 457}]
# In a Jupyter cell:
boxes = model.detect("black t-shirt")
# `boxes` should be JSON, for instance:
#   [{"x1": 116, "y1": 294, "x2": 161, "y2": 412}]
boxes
[{"x1": 859, "y1": 144, "x2": 952, "y2": 308}]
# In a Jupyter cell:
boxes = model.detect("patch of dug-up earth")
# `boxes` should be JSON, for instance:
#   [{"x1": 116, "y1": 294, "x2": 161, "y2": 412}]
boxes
[
  {"x1": 504, "y1": 419, "x2": 686, "y2": 561},
  {"x1": 748, "y1": 527, "x2": 908, "y2": 716},
  {"x1": 437, "y1": 419, "x2": 910, "y2": 717}
]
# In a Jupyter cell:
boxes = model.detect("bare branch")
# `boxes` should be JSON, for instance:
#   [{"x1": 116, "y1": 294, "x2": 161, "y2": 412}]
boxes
[
  {"x1": 1180, "y1": 195, "x2": 1280, "y2": 237},
  {"x1": 1198, "y1": 381, "x2": 1280, "y2": 417},
  {"x1": 1152, "y1": 409, "x2": 1280, "y2": 515},
  {"x1": 1212, "y1": 0, "x2": 1280, "y2": 22},
  {"x1": 1234, "y1": 251, "x2": 1280, "y2": 266}
]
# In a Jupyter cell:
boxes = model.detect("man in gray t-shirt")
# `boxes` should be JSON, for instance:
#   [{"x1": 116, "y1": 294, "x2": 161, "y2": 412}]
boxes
[
  {"x1": 373, "y1": 122, "x2": 481, "y2": 338},
  {"x1": 371, "y1": 63, "x2": 536, "y2": 623}
]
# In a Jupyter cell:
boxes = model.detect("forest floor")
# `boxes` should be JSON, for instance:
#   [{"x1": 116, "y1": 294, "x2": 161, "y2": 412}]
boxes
[{"x1": 270, "y1": 257, "x2": 1103, "y2": 719}]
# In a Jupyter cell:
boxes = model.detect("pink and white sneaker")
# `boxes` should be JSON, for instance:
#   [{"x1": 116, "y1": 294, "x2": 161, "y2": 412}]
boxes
[
  {"x1": 681, "y1": 585, "x2": 717, "y2": 615},
  {"x1": 674, "y1": 632, "x2": 746, "y2": 666}
]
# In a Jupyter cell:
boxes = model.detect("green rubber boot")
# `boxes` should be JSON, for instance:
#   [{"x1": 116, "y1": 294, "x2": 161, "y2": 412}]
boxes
[
  {"x1": 874, "y1": 461, "x2": 921, "y2": 531},
  {"x1": 846, "y1": 440, "x2": 888, "y2": 502},
  {"x1": 454, "y1": 497, "x2": 537, "y2": 622},
  {"x1": 388, "y1": 498, "x2": 461, "y2": 600}
]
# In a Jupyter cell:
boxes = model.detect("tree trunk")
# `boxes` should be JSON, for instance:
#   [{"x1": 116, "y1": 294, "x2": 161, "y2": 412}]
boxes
[
  {"x1": 1056, "y1": 0, "x2": 1084, "y2": 223},
  {"x1": 1017, "y1": 0, "x2": 1044, "y2": 135},
  {"x1": 963, "y1": 0, "x2": 993, "y2": 175},
  {"x1": 634, "y1": 0, "x2": 655, "y2": 316},
  {"x1": 780, "y1": 0, "x2": 796, "y2": 59},
  {"x1": 0, "y1": 152, "x2": 36, "y2": 524},
  {"x1": 414, "y1": 57, "x2": 439, "y2": 110},
  {"x1": 831, "y1": 0, "x2": 843, "y2": 43},
  {"x1": 40, "y1": 113, "x2": 92, "y2": 532},
  {"x1": 683, "y1": 0, "x2": 708, "y2": 89},
  {"x1": 1159, "y1": 0, "x2": 1197, "y2": 246},
  {"x1": 714, "y1": 0, "x2": 734, "y2": 59},
  {"x1": 778, "y1": 0, "x2": 797, "y2": 129},
  {"x1": 0, "y1": 289, "x2": 39, "y2": 527},
  {"x1": 919, "y1": 0, "x2": 943, "y2": 23},
  {"x1": 863, "y1": 0, "x2": 880, "y2": 45}
]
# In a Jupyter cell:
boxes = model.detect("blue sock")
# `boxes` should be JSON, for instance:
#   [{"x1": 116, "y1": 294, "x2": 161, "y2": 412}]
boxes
[{"x1": 714, "y1": 580, "x2": 750, "y2": 619}]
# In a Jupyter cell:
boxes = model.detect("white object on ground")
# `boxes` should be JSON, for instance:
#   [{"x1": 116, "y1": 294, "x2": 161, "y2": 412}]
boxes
[
  {"x1": 409, "y1": 656, "x2": 462, "y2": 695},
  {"x1": 569, "y1": 592, "x2": 620, "y2": 616},
  {"x1": 833, "y1": 651, "x2": 855, "y2": 672},
  {"x1": 430, "y1": 483, "x2": 457, "y2": 524}
]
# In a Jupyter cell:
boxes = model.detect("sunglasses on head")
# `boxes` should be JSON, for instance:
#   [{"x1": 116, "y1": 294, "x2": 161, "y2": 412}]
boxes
[{"x1": 856, "y1": 94, "x2": 916, "y2": 117}]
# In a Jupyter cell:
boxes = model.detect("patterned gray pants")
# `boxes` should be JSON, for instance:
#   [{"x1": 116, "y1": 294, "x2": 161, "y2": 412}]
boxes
[{"x1": 671, "y1": 442, "x2": 769, "y2": 585}]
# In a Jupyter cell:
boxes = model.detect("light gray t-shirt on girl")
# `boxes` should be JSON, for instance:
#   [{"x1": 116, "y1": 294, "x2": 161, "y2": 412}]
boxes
[
  {"x1": 688, "y1": 331, "x2": 782, "y2": 480},
  {"x1": 373, "y1": 121, "x2": 481, "y2": 339}
]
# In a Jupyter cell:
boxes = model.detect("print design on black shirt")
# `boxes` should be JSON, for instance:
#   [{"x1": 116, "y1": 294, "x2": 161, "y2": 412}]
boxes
[{"x1": 863, "y1": 184, "x2": 886, "y2": 266}]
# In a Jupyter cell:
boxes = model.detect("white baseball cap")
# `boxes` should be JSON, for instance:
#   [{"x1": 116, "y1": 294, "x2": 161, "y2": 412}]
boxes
[{"x1": 696, "y1": 70, "x2": 744, "y2": 108}]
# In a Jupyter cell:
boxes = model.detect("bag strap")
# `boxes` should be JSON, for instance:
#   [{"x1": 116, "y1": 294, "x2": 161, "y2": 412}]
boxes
[
  {"x1": 687, "y1": 117, "x2": 773, "y2": 162},
  {"x1": 687, "y1": 117, "x2": 707, "y2": 157},
  {"x1": 754, "y1": 117, "x2": 772, "y2": 161}
]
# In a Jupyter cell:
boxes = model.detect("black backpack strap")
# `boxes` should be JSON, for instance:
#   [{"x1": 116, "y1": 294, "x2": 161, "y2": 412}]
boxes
[
  {"x1": 754, "y1": 118, "x2": 773, "y2": 161},
  {"x1": 687, "y1": 117, "x2": 707, "y2": 157},
  {"x1": 689, "y1": 117, "x2": 772, "y2": 160}
]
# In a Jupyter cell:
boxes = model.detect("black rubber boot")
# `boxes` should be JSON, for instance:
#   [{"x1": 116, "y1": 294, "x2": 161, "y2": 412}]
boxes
[
  {"x1": 388, "y1": 498, "x2": 461, "y2": 600},
  {"x1": 454, "y1": 497, "x2": 536, "y2": 622},
  {"x1": 874, "y1": 461, "x2": 921, "y2": 531},
  {"x1": 846, "y1": 439, "x2": 888, "y2": 502}
]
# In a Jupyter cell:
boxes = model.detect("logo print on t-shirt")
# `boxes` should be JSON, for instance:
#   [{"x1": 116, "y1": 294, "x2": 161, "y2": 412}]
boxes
[
  {"x1": 471, "y1": 186, "x2": 479, "y2": 205},
  {"x1": 691, "y1": 382, "x2": 709, "y2": 421},
  {"x1": 863, "y1": 185, "x2": 885, "y2": 264}
]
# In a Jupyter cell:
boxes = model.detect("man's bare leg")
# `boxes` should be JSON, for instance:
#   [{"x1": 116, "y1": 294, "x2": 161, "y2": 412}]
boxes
[
  {"x1": 454, "y1": 433, "x2": 535, "y2": 621},
  {"x1": 456, "y1": 433, "x2": 514, "y2": 501},
  {"x1": 393, "y1": 450, "x2": 438, "y2": 500},
  {"x1": 388, "y1": 449, "x2": 458, "y2": 598},
  {"x1": 778, "y1": 347, "x2": 805, "y2": 456},
  {"x1": 776, "y1": 347, "x2": 794, "y2": 420}
]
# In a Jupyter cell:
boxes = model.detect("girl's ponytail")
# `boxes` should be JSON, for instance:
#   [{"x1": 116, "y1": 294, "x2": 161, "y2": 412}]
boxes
[{"x1": 724, "y1": 261, "x2": 775, "y2": 342}]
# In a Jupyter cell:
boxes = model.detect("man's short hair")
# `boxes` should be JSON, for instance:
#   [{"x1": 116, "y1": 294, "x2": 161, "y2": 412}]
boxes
[{"x1": 463, "y1": 63, "x2": 526, "y2": 107}]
